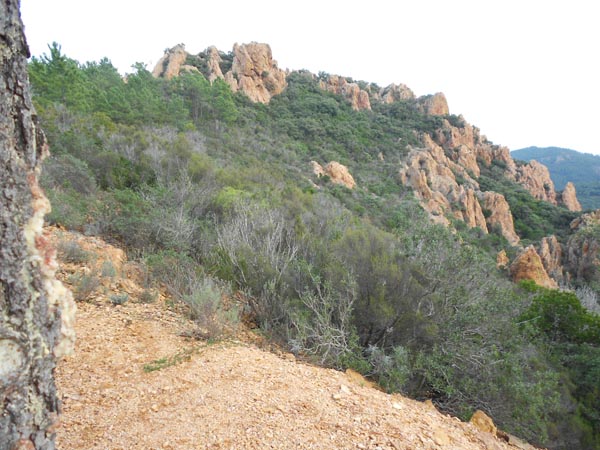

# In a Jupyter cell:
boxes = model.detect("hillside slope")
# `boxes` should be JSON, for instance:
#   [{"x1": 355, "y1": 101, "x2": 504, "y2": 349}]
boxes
[
  {"x1": 53, "y1": 229, "x2": 530, "y2": 450},
  {"x1": 512, "y1": 147, "x2": 600, "y2": 209},
  {"x1": 29, "y1": 43, "x2": 600, "y2": 448}
]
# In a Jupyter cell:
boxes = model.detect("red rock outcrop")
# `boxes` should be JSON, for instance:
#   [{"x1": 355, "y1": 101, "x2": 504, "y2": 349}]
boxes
[
  {"x1": 153, "y1": 44, "x2": 192, "y2": 80},
  {"x1": 228, "y1": 42, "x2": 287, "y2": 103},
  {"x1": 205, "y1": 46, "x2": 225, "y2": 82},
  {"x1": 312, "y1": 161, "x2": 356, "y2": 189},
  {"x1": 559, "y1": 182, "x2": 582, "y2": 212},
  {"x1": 497, "y1": 250, "x2": 510, "y2": 269},
  {"x1": 378, "y1": 83, "x2": 415, "y2": 103},
  {"x1": 154, "y1": 43, "x2": 287, "y2": 104},
  {"x1": 398, "y1": 136, "x2": 486, "y2": 229},
  {"x1": 319, "y1": 75, "x2": 371, "y2": 111},
  {"x1": 570, "y1": 210, "x2": 600, "y2": 231},
  {"x1": 416, "y1": 93, "x2": 449, "y2": 116},
  {"x1": 538, "y1": 235, "x2": 564, "y2": 283},
  {"x1": 510, "y1": 246, "x2": 558, "y2": 289},
  {"x1": 311, "y1": 161, "x2": 326, "y2": 178},
  {"x1": 482, "y1": 192, "x2": 520, "y2": 245},
  {"x1": 514, "y1": 160, "x2": 557, "y2": 205},
  {"x1": 565, "y1": 211, "x2": 600, "y2": 282}
]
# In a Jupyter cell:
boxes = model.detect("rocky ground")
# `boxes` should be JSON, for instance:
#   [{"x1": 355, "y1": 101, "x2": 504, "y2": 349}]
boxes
[{"x1": 51, "y1": 228, "x2": 535, "y2": 449}]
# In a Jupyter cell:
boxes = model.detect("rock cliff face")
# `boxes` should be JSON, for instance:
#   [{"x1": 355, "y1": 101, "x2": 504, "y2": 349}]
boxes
[
  {"x1": 565, "y1": 211, "x2": 600, "y2": 283},
  {"x1": 559, "y1": 182, "x2": 582, "y2": 211},
  {"x1": 204, "y1": 46, "x2": 224, "y2": 82},
  {"x1": 510, "y1": 246, "x2": 558, "y2": 289},
  {"x1": 152, "y1": 44, "x2": 198, "y2": 79},
  {"x1": 377, "y1": 83, "x2": 415, "y2": 103},
  {"x1": 398, "y1": 135, "x2": 486, "y2": 228},
  {"x1": 538, "y1": 235, "x2": 564, "y2": 283},
  {"x1": 229, "y1": 42, "x2": 287, "y2": 103},
  {"x1": 415, "y1": 93, "x2": 449, "y2": 116},
  {"x1": 398, "y1": 119, "x2": 528, "y2": 244},
  {"x1": 514, "y1": 160, "x2": 557, "y2": 205},
  {"x1": 481, "y1": 192, "x2": 520, "y2": 245}
]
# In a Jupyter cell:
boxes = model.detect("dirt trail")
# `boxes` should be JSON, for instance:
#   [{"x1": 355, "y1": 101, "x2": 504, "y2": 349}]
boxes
[{"x1": 52, "y1": 230, "x2": 518, "y2": 449}]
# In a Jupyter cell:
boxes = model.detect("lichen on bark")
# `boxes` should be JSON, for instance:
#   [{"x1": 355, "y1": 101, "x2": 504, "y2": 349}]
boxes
[{"x1": 1, "y1": 0, "x2": 75, "y2": 448}]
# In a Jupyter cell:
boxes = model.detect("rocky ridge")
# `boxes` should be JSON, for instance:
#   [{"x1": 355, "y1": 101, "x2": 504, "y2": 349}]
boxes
[
  {"x1": 152, "y1": 42, "x2": 596, "y2": 290},
  {"x1": 153, "y1": 43, "x2": 449, "y2": 112},
  {"x1": 154, "y1": 42, "x2": 287, "y2": 103}
]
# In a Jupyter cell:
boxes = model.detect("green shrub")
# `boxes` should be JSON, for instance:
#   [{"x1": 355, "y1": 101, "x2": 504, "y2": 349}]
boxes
[
  {"x1": 101, "y1": 260, "x2": 117, "y2": 278},
  {"x1": 109, "y1": 293, "x2": 129, "y2": 305},
  {"x1": 183, "y1": 277, "x2": 239, "y2": 339},
  {"x1": 56, "y1": 239, "x2": 91, "y2": 264},
  {"x1": 71, "y1": 271, "x2": 101, "y2": 302},
  {"x1": 139, "y1": 288, "x2": 159, "y2": 304}
]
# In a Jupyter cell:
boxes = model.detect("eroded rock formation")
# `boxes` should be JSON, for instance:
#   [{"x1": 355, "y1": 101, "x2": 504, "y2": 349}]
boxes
[
  {"x1": 378, "y1": 83, "x2": 415, "y2": 103},
  {"x1": 319, "y1": 75, "x2": 371, "y2": 111},
  {"x1": 154, "y1": 42, "x2": 287, "y2": 104},
  {"x1": 481, "y1": 192, "x2": 520, "y2": 245},
  {"x1": 538, "y1": 235, "x2": 564, "y2": 283},
  {"x1": 416, "y1": 92, "x2": 449, "y2": 116},
  {"x1": 565, "y1": 211, "x2": 600, "y2": 283},
  {"x1": 152, "y1": 44, "x2": 196, "y2": 80},
  {"x1": 229, "y1": 42, "x2": 287, "y2": 103},
  {"x1": 311, "y1": 161, "x2": 356, "y2": 189},
  {"x1": 559, "y1": 181, "x2": 582, "y2": 212},
  {"x1": 398, "y1": 135, "x2": 486, "y2": 229},
  {"x1": 514, "y1": 160, "x2": 557, "y2": 205},
  {"x1": 510, "y1": 246, "x2": 558, "y2": 289}
]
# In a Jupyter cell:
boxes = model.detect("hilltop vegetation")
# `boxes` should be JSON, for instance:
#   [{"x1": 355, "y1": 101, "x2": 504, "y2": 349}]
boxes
[
  {"x1": 30, "y1": 43, "x2": 599, "y2": 449},
  {"x1": 512, "y1": 146, "x2": 600, "y2": 210}
]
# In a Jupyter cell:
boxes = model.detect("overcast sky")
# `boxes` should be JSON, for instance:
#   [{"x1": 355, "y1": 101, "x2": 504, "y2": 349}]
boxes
[{"x1": 21, "y1": 0, "x2": 600, "y2": 155}]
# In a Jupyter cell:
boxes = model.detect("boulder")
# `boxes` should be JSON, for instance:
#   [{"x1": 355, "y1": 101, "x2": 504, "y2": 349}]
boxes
[
  {"x1": 469, "y1": 410, "x2": 497, "y2": 435},
  {"x1": 510, "y1": 246, "x2": 558, "y2": 289},
  {"x1": 324, "y1": 161, "x2": 356, "y2": 189},
  {"x1": 311, "y1": 161, "x2": 356, "y2": 189}
]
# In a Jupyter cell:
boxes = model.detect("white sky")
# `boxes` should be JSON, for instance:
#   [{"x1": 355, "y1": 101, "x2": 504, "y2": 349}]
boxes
[{"x1": 20, "y1": 0, "x2": 600, "y2": 155}]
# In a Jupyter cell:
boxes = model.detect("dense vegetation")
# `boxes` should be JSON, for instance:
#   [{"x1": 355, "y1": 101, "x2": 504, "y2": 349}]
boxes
[
  {"x1": 512, "y1": 146, "x2": 600, "y2": 210},
  {"x1": 30, "y1": 43, "x2": 599, "y2": 449}
]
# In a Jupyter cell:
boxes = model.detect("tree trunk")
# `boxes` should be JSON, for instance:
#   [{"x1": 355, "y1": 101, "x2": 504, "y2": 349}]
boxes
[{"x1": 1, "y1": 1, "x2": 75, "y2": 449}]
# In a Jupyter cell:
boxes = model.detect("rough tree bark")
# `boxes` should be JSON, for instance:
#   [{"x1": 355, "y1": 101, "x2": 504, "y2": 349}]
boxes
[{"x1": 1, "y1": 1, "x2": 75, "y2": 449}]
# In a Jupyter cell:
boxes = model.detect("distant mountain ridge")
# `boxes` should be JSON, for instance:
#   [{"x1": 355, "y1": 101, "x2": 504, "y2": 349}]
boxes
[{"x1": 511, "y1": 146, "x2": 600, "y2": 210}]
